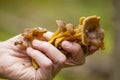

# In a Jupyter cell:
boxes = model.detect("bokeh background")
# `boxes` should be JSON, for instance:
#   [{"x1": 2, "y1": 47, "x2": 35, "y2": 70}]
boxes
[{"x1": 0, "y1": 0, "x2": 115, "y2": 80}]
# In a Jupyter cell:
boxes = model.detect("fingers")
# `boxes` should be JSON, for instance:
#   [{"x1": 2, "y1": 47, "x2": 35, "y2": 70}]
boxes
[
  {"x1": 61, "y1": 41, "x2": 98, "y2": 66},
  {"x1": 26, "y1": 47, "x2": 53, "y2": 69},
  {"x1": 26, "y1": 47, "x2": 53, "y2": 80},
  {"x1": 32, "y1": 40, "x2": 66, "y2": 65},
  {"x1": 43, "y1": 31, "x2": 53, "y2": 41},
  {"x1": 61, "y1": 41, "x2": 85, "y2": 65},
  {"x1": 62, "y1": 41, "x2": 81, "y2": 54},
  {"x1": 62, "y1": 41, "x2": 98, "y2": 55},
  {"x1": 28, "y1": 40, "x2": 66, "y2": 78},
  {"x1": 88, "y1": 46, "x2": 99, "y2": 55}
]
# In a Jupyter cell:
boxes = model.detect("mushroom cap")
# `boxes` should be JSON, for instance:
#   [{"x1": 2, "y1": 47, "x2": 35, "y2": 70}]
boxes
[{"x1": 80, "y1": 16, "x2": 104, "y2": 49}]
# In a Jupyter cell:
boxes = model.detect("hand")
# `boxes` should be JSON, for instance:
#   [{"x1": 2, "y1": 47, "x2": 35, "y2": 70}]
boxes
[
  {"x1": 0, "y1": 35, "x2": 66, "y2": 80},
  {"x1": 0, "y1": 31, "x2": 98, "y2": 80}
]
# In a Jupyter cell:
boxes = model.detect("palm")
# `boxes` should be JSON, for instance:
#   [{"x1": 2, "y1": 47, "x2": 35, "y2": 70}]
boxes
[{"x1": 0, "y1": 39, "x2": 52, "y2": 80}]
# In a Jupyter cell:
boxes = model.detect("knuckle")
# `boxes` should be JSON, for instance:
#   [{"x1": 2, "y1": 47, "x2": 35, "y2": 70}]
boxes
[
  {"x1": 72, "y1": 46, "x2": 81, "y2": 54},
  {"x1": 57, "y1": 56, "x2": 66, "y2": 64},
  {"x1": 75, "y1": 45, "x2": 81, "y2": 52},
  {"x1": 43, "y1": 61, "x2": 53, "y2": 69},
  {"x1": 71, "y1": 42, "x2": 81, "y2": 53}
]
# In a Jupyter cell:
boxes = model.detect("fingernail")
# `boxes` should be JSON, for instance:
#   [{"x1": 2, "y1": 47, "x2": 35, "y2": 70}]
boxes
[
  {"x1": 26, "y1": 47, "x2": 33, "y2": 53},
  {"x1": 32, "y1": 40, "x2": 42, "y2": 46},
  {"x1": 62, "y1": 41, "x2": 72, "y2": 48}
]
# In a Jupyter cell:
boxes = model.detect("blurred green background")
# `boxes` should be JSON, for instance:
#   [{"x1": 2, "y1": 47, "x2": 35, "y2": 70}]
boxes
[{"x1": 0, "y1": 0, "x2": 113, "y2": 80}]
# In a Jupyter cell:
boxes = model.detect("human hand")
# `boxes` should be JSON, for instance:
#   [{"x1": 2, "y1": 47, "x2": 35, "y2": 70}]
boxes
[
  {"x1": 0, "y1": 35, "x2": 66, "y2": 80},
  {"x1": 0, "y1": 31, "x2": 98, "y2": 80}
]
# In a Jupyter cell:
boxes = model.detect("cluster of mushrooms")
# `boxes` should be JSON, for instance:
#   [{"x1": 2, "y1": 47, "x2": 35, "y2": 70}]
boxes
[{"x1": 15, "y1": 16, "x2": 105, "y2": 69}]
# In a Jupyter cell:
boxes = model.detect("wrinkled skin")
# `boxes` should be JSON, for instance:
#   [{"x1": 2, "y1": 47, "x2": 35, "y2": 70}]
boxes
[{"x1": 0, "y1": 32, "x2": 97, "y2": 80}]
